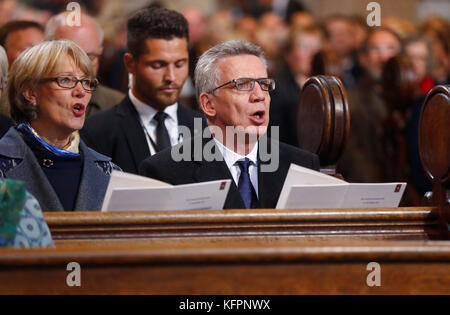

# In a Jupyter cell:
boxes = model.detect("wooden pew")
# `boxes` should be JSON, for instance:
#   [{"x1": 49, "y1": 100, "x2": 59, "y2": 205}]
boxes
[
  {"x1": 45, "y1": 207, "x2": 441, "y2": 244},
  {"x1": 0, "y1": 240, "x2": 449, "y2": 294},
  {"x1": 0, "y1": 85, "x2": 449, "y2": 295},
  {"x1": 419, "y1": 84, "x2": 450, "y2": 236},
  {"x1": 297, "y1": 75, "x2": 350, "y2": 175}
]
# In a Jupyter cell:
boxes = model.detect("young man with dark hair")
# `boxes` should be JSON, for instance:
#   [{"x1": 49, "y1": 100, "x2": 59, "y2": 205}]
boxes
[{"x1": 81, "y1": 7, "x2": 204, "y2": 174}]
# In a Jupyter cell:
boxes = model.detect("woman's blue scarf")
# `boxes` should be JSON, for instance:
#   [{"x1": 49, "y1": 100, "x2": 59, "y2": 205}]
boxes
[{"x1": 16, "y1": 123, "x2": 80, "y2": 157}]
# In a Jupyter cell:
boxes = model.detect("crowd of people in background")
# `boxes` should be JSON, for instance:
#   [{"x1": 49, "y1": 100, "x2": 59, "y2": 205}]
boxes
[{"x1": 0, "y1": 0, "x2": 449, "y2": 206}]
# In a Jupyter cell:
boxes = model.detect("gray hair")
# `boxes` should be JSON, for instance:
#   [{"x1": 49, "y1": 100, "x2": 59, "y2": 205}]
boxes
[
  {"x1": 194, "y1": 40, "x2": 267, "y2": 100},
  {"x1": 0, "y1": 45, "x2": 7, "y2": 91},
  {"x1": 45, "y1": 12, "x2": 104, "y2": 46}
]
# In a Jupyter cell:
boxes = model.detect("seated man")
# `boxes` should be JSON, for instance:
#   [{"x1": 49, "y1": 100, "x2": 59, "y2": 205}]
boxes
[
  {"x1": 81, "y1": 7, "x2": 204, "y2": 174},
  {"x1": 140, "y1": 40, "x2": 320, "y2": 209}
]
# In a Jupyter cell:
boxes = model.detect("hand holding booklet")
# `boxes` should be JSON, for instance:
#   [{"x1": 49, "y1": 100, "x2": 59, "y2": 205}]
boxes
[
  {"x1": 101, "y1": 171, "x2": 231, "y2": 212},
  {"x1": 276, "y1": 164, "x2": 406, "y2": 209}
]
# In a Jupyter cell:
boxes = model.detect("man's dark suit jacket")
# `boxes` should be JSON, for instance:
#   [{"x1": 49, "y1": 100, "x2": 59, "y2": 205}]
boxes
[
  {"x1": 0, "y1": 114, "x2": 14, "y2": 138},
  {"x1": 139, "y1": 135, "x2": 320, "y2": 209},
  {"x1": 80, "y1": 95, "x2": 205, "y2": 174}
]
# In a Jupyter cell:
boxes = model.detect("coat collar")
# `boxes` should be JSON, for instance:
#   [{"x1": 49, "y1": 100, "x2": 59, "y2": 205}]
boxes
[{"x1": 0, "y1": 128, "x2": 112, "y2": 212}]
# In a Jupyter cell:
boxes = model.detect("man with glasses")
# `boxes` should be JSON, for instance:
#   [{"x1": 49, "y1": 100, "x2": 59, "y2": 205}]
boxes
[
  {"x1": 45, "y1": 11, "x2": 124, "y2": 116},
  {"x1": 140, "y1": 40, "x2": 320, "y2": 209}
]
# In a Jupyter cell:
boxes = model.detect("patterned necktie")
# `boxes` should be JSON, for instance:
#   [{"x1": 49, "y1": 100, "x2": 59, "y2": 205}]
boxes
[
  {"x1": 235, "y1": 158, "x2": 258, "y2": 209},
  {"x1": 153, "y1": 112, "x2": 171, "y2": 152}
]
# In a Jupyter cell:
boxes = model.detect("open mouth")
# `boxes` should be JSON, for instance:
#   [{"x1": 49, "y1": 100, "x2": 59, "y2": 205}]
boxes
[
  {"x1": 253, "y1": 111, "x2": 263, "y2": 119},
  {"x1": 72, "y1": 103, "x2": 85, "y2": 116},
  {"x1": 249, "y1": 110, "x2": 266, "y2": 125},
  {"x1": 252, "y1": 111, "x2": 265, "y2": 119}
]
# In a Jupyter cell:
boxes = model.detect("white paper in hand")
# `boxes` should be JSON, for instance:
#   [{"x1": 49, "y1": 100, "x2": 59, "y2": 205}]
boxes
[
  {"x1": 276, "y1": 164, "x2": 406, "y2": 209},
  {"x1": 102, "y1": 171, "x2": 232, "y2": 212}
]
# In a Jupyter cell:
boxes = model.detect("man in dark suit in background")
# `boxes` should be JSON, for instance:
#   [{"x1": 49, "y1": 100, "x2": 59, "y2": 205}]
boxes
[
  {"x1": 81, "y1": 7, "x2": 204, "y2": 174},
  {"x1": 140, "y1": 40, "x2": 319, "y2": 209}
]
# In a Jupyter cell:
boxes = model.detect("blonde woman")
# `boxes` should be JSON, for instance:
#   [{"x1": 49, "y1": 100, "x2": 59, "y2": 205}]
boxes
[{"x1": 0, "y1": 40, "x2": 120, "y2": 211}]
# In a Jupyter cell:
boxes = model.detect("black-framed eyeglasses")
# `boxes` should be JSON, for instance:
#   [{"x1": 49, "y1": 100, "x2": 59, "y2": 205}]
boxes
[
  {"x1": 208, "y1": 77, "x2": 276, "y2": 94},
  {"x1": 40, "y1": 75, "x2": 99, "y2": 92}
]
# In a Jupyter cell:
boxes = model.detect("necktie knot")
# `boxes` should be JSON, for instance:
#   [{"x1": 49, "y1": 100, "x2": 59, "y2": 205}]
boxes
[
  {"x1": 153, "y1": 111, "x2": 168, "y2": 124},
  {"x1": 236, "y1": 158, "x2": 252, "y2": 174}
]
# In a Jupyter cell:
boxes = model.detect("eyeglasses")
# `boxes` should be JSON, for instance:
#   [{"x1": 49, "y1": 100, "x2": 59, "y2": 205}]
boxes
[
  {"x1": 40, "y1": 75, "x2": 99, "y2": 92},
  {"x1": 209, "y1": 77, "x2": 276, "y2": 94}
]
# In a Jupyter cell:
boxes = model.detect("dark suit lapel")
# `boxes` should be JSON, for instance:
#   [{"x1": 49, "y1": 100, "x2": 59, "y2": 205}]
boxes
[
  {"x1": 192, "y1": 136, "x2": 246, "y2": 209},
  {"x1": 118, "y1": 96, "x2": 150, "y2": 172},
  {"x1": 257, "y1": 137, "x2": 289, "y2": 209},
  {"x1": 177, "y1": 105, "x2": 203, "y2": 139}
]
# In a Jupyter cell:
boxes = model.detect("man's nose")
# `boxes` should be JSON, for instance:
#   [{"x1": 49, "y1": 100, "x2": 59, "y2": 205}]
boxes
[
  {"x1": 250, "y1": 81, "x2": 266, "y2": 102},
  {"x1": 164, "y1": 65, "x2": 176, "y2": 82}
]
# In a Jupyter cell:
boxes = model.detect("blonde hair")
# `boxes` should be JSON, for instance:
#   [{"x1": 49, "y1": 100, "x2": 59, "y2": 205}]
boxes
[
  {"x1": 7, "y1": 39, "x2": 94, "y2": 123},
  {"x1": 0, "y1": 45, "x2": 7, "y2": 91}
]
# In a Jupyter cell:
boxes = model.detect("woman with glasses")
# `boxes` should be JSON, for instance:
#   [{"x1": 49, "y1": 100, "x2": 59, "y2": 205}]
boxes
[{"x1": 0, "y1": 40, "x2": 120, "y2": 212}]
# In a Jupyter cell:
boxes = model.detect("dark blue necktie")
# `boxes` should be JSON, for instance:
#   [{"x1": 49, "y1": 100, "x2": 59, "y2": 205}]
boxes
[
  {"x1": 153, "y1": 112, "x2": 171, "y2": 152},
  {"x1": 236, "y1": 158, "x2": 258, "y2": 209}
]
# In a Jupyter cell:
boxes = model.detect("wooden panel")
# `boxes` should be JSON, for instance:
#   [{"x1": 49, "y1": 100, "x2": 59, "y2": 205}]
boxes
[
  {"x1": 297, "y1": 76, "x2": 350, "y2": 167},
  {"x1": 1, "y1": 240, "x2": 449, "y2": 294},
  {"x1": 44, "y1": 207, "x2": 440, "y2": 241}
]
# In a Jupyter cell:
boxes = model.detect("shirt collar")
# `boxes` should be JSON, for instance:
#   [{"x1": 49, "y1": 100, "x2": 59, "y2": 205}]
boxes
[
  {"x1": 213, "y1": 137, "x2": 258, "y2": 169},
  {"x1": 128, "y1": 89, "x2": 178, "y2": 123}
]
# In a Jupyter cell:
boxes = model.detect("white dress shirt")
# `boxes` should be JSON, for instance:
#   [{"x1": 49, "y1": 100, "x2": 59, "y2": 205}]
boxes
[
  {"x1": 213, "y1": 138, "x2": 259, "y2": 197},
  {"x1": 129, "y1": 89, "x2": 180, "y2": 155}
]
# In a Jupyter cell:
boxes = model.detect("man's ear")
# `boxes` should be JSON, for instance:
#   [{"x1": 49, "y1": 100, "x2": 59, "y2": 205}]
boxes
[
  {"x1": 124, "y1": 53, "x2": 135, "y2": 75},
  {"x1": 199, "y1": 92, "x2": 216, "y2": 118}
]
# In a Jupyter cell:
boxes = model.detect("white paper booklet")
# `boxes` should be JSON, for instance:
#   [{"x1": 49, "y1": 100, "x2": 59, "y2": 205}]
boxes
[
  {"x1": 102, "y1": 171, "x2": 232, "y2": 212},
  {"x1": 276, "y1": 164, "x2": 406, "y2": 209}
]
